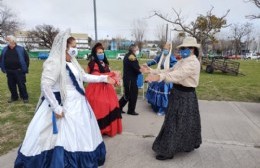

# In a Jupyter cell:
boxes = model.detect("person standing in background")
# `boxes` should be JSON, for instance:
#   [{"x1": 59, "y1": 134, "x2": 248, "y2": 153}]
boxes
[
  {"x1": 144, "y1": 42, "x2": 177, "y2": 116},
  {"x1": 119, "y1": 44, "x2": 141, "y2": 116},
  {"x1": 0, "y1": 35, "x2": 30, "y2": 103}
]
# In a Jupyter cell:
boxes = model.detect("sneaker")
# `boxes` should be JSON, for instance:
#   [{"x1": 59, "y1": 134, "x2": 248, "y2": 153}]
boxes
[{"x1": 157, "y1": 112, "x2": 165, "y2": 116}]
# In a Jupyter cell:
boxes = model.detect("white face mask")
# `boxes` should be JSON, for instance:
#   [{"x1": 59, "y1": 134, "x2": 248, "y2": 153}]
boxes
[
  {"x1": 135, "y1": 50, "x2": 140, "y2": 55},
  {"x1": 68, "y1": 47, "x2": 78, "y2": 57}
]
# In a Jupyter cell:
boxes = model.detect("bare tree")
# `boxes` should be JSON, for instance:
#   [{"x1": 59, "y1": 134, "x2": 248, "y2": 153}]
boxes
[
  {"x1": 230, "y1": 23, "x2": 253, "y2": 55},
  {"x1": 113, "y1": 35, "x2": 128, "y2": 50},
  {"x1": 154, "y1": 24, "x2": 166, "y2": 49},
  {"x1": 150, "y1": 7, "x2": 230, "y2": 57},
  {"x1": 0, "y1": 2, "x2": 21, "y2": 39},
  {"x1": 28, "y1": 24, "x2": 59, "y2": 49},
  {"x1": 23, "y1": 32, "x2": 38, "y2": 51},
  {"x1": 245, "y1": 0, "x2": 260, "y2": 19},
  {"x1": 131, "y1": 19, "x2": 147, "y2": 50}
]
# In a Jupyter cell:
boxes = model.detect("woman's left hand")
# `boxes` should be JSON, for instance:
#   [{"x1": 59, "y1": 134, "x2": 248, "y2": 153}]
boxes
[
  {"x1": 107, "y1": 76, "x2": 116, "y2": 85},
  {"x1": 145, "y1": 74, "x2": 160, "y2": 83}
]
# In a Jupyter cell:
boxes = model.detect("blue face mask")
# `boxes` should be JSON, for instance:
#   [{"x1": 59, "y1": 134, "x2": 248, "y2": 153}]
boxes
[
  {"x1": 179, "y1": 49, "x2": 191, "y2": 58},
  {"x1": 97, "y1": 53, "x2": 104, "y2": 61},
  {"x1": 163, "y1": 50, "x2": 169, "y2": 55}
]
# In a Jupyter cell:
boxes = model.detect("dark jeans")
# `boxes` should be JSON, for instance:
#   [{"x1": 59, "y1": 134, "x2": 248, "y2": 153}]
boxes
[
  {"x1": 119, "y1": 80, "x2": 138, "y2": 113},
  {"x1": 6, "y1": 69, "x2": 28, "y2": 100}
]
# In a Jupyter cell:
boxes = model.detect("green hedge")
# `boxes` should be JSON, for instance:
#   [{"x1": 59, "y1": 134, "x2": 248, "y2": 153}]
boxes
[{"x1": 27, "y1": 50, "x2": 128, "y2": 59}]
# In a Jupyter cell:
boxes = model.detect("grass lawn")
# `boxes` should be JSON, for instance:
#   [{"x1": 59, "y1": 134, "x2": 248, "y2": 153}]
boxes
[{"x1": 0, "y1": 59, "x2": 260, "y2": 155}]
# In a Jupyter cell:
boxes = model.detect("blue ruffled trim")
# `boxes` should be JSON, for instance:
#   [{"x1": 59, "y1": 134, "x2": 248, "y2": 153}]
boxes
[
  {"x1": 146, "y1": 82, "x2": 173, "y2": 109},
  {"x1": 14, "y1": 142, "x2": 106, "y2": 168}
]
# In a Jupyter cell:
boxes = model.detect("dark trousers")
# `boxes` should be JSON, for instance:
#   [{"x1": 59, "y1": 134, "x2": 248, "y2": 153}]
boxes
[
  {"x1": 6, "y1": 69, "x2": 28, "y2": 100},
  {"x1": 119, "y1": 80, "x2": 138, "y2": 113}
]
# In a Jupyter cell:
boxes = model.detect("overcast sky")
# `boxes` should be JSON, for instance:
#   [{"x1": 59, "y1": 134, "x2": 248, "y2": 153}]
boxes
[{"x1": 3, "y1": 0, "x2": 260, "y2": 40}]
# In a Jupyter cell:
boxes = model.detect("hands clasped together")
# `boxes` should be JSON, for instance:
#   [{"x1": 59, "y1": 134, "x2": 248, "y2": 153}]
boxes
[{"x1": 140, "y1": 64, "x2": 161, "y2": 83}]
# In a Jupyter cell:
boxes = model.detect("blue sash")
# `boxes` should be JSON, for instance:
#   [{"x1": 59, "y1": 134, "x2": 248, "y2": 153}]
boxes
[
  {"x1": 66, "y1": 64, "x2": 85, "y2": 96},
  {"x1": 65, "y1": 64, "x2": 92, "y2": 118},
  {"x1": 40, "y1": 92, "x2": 61, "y2": 134}
]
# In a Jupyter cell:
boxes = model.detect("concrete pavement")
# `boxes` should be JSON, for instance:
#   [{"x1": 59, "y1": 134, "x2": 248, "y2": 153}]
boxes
[{"x1": 1, "y1": 100, "x2": 260, "y2": 168}]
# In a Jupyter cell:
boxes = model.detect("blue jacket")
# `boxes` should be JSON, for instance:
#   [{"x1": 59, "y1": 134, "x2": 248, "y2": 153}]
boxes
[{"x1": 1, "y1": 45, "x2": 29, "y2": 73}]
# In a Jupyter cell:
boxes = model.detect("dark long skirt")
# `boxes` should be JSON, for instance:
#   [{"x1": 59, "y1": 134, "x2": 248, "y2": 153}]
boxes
[{"x1": 152, "y1": 86, "x2": 202, "y2": 157}]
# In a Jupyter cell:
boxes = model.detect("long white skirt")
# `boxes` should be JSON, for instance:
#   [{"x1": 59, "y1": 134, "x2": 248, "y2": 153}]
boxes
[{"x1": 14, "y1": 89, "x2": 106, "y2": 168}]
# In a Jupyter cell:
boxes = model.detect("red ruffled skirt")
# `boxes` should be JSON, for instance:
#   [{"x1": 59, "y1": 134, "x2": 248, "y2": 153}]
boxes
[{"x1": 85, "y1": 83, "x2": 122, "y2": 137}]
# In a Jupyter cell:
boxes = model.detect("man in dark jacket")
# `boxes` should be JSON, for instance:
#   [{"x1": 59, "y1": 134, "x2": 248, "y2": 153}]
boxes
[
  {"x1": 0, "y1": 35, "x2": 30, "y2": 103},
  {"x1": 119, "y1": 44, "x2": 141, "y2": 115}
]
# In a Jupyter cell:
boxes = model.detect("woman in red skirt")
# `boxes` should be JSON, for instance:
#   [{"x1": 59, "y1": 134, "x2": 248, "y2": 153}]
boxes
[{"x1": 85, "y1": 43, "x2": 122, "y2": 137}]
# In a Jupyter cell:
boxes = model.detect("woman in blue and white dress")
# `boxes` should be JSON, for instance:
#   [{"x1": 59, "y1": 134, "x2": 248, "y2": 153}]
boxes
[
  {"x1": 14, "y1": 30, "x2": 114, "y2": 168},
  {"x1": 145, "y1": 43, "x2": 177, "y2": 116}
]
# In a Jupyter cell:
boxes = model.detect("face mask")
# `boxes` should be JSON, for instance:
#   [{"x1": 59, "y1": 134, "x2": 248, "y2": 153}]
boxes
[
  {"x1": 163, "y1": 50, "x2": 169, "y2": 56},
  {"x1": 68, "y1": 47, "x2": 78, "y2": 57},
  {"x1": 135, "y1": 50, "x2": 139, "y2": 55},
  {"x1": 179, "y1": 48, "x2": 191, "y2": 58},
  {"x1": 97, "y1": 53, "x2": 104, "y2": 61}
]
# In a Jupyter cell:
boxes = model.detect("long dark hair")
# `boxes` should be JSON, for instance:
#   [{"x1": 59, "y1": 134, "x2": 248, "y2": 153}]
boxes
[
  {"x1": 88, "y1": 43, "x2": 110, "y2": 73},
  {"x1": 194, "y1": 47, "x2": 199, "y2": 57}
]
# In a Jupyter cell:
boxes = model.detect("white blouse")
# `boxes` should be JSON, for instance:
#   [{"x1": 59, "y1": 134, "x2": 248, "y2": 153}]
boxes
[
  {"x1": 158, "y1": 55, "x2": 200, "y2": 88},
  {"x1": 41, "y1": 62, "x2": 108, "y2": 115}
]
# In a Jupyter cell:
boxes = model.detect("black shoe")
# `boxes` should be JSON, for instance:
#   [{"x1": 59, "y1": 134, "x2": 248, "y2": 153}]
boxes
[
  {"x1": 7, "y1": 98, "x2": 18, "y2": 103},
  {"x1": 184, "y1": 149, "x2": 194, "y2": 153},
  {"x1": 156, "y1": 155, "x2": 174, "y2": 160},
  {"x1": 194, "y1": 145, "x2": 200, "y2": 149},
  {"x1": 127, "y1": 112, "x2": 139, "y2": 115},
  {"x1": 23, "y1": 99, "x2": 29, "y2": 103}
]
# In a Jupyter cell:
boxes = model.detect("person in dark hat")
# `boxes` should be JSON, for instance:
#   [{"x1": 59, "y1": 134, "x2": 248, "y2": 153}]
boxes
[
  {"x1": 119, "y1": 44, "x2": 141, "y2": 115},
  {"x1": 143, "y1": 37, "x2": 202, "y2": 160}
]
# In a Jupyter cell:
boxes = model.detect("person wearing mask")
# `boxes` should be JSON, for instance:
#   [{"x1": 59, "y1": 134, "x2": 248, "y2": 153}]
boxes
[
  {"x1": 0, "y1": 35, "x2": 29, "y2": 103},
  {"x1": 144, "y1": 42, "x2": 177, "y2": 116},
  {"x1": 143, "y1": 37, "x2": 202, "y2": 160},
  {"x1": 85, "y1": 43, "x2": 122, "y2": 137},
  {"x1": 119, "y1": 44, "x2": 141, "y2": 115},
  {"x1": 14, "y1": 30, "x2": 115, "y2": 167}
]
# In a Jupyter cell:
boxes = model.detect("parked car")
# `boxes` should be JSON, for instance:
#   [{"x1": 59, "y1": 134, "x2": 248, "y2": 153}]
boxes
[
  {"x1": 116, "y1": 53, "x2": 125, "y2": 60},
  {"x1": 38, "y1": 52, "x2": 49, "y2": 60},
  {"x1": 244, "y1": 53, "x2": 259, "y2": 60},
  {"x1": 141, "y1": 48, "x2": 160, "y2": 58},
  {"x1": 224, "y1": 55, "x2": 241, "y2": 59},
  {"x1": 149, "y1": 48, "x2": 160, "y2": 56}
]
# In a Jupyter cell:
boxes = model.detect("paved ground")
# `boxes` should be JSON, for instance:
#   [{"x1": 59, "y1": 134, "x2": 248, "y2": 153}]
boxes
[{"x1": 1, "y1": 99, "x2": 260, "y2": 168}]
